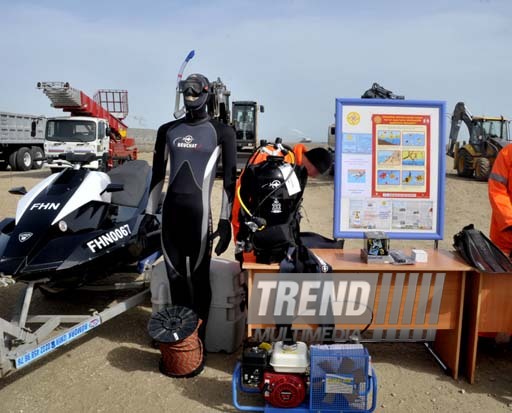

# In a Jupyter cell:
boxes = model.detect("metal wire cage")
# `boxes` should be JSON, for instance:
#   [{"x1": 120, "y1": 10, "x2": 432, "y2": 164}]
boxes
[
  {"x1": 309, "y1": 345, "x2": 373, "y2": 412},
  {"x1": 94, "y1": 90, "x2": 129, "y2": 120}
]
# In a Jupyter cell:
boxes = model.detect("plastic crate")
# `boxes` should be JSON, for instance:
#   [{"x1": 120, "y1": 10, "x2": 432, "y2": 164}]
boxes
[{"x1": 309, "y1": 344, "x2": 373, "y2": 412}]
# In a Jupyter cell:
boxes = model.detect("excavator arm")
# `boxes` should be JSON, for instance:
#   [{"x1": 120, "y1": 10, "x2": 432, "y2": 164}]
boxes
[
  {"x1": 361, "y1": 83, "x2": 405, "y2": 100},
  {"x1": 207, "y1": 78, "x2": 231, "y2": 124},
  {"x1": 447, "y1": 102, "x2": 474, "y2": 157}
]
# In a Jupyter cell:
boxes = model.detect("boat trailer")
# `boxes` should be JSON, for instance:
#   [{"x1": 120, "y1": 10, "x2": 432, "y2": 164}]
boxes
[{"x1": 0, "y1": 257, "x2": 162, "y2": 377}]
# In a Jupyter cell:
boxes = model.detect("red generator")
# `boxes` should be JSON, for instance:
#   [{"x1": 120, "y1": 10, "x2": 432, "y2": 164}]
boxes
[{"x1": 261, "y1": 371, "x2": 306, "y2": 409}]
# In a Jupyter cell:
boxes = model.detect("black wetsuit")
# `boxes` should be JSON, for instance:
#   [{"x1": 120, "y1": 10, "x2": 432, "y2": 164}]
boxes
[{"x1": 147, "y1": 111, "x2": 236, "y2": 338}]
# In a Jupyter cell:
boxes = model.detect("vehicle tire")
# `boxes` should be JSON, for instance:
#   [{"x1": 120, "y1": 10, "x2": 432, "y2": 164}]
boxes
[
  {"x1": 456, "y1": 148, "x2": 474, "y2": 178},
  {"x1": 8, "y1": 151, "x2": 17, "y2": 171},
  {"x1": 474, "y1": 157, "x2": 491, "y2": 181},
  {"x1": 16, "y1": 147, "x2": 32, "y2": 171},
  {"x1": 30, "y1": 146, "x2": 44, "y2": 169},
  {"x1": 99, "y1": 153, "x2": 109, "y2": 172}
]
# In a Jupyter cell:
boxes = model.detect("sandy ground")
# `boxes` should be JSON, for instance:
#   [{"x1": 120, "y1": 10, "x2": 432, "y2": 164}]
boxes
[{"x1": 0, "y1": 152, "x2": 511, "y2": 412}]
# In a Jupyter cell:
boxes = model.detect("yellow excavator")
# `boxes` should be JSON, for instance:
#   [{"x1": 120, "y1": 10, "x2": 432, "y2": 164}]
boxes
[{"x1": 446, "y1": 102, "x2": 511, "y2": 180}]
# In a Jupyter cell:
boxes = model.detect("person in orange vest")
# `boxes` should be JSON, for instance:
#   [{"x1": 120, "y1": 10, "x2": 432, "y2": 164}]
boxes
[
  {"x1": 486, "y1": 144, "x2": 512, "y2": 343},
  {"x1": 240, "y1": 142, "x2": 329, "y2": 177},
  {"x1": 488, "y1": 144, "x2": 512, "y2": 255},
  {"x1": 232, "y1": 139, "x2": 332, "y2": 263}
]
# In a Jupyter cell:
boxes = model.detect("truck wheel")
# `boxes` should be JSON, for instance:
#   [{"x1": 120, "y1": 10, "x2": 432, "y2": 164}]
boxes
[
  {"x1": 8, "y1": 151, "x2": 17, "y2": 171},
  {"x1": 31, "y1": 147, "x2": 44, "y2": 169},
  {"x1": 474, "y1": 157, "x2": 491, "y2": 181},
  {"x1": 16, "y1": 147, "x2": 32, "y2": 171},
  {"x1": 0, "y1": 155, "x2": 8, "y2": 171},
  {"x1": 456, "y1": 148, "x2": 474, "y2": 178},
  {"x1": 99, "y1": 153, "x2": 109, "y2": 172}
]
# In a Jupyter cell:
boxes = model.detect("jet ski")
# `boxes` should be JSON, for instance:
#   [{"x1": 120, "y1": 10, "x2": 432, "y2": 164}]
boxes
[{"x1": 0, "y1": 153, "x2": 162, "y2": 289}]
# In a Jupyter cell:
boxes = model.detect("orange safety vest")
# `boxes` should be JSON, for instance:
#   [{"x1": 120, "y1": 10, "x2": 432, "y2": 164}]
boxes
[
  {"x1": 231, "y1": 143, "x2": 307, "y2": 246},
  {"x1": 488, "y1": 144, "x2": 512, "y2": 255}
]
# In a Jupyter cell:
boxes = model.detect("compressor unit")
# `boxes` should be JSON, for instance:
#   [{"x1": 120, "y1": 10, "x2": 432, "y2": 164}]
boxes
[{"x1": 233, "y1": 342, "x2": 377, "y2": 412}]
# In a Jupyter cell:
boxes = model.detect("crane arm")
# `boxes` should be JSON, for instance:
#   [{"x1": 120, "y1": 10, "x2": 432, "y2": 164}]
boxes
[{"x1": 37, "y1": 81, "x2": 128, "y2": 138}]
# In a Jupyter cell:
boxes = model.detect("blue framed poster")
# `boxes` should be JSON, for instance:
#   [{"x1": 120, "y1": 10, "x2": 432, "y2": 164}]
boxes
[{"x1": 333, "y1": 98, "x2": 446, "y2": 240}]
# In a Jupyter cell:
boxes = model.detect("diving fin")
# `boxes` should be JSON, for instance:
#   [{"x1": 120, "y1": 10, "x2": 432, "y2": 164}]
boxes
[{"x1": 453, "y1": 224, "x2": 512, "y2": 273}]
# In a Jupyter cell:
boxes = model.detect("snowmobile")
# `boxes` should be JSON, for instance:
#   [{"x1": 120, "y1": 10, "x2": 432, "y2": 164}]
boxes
[{"x1": 0, "y1": 153, "x2": 162, "y2": 290}]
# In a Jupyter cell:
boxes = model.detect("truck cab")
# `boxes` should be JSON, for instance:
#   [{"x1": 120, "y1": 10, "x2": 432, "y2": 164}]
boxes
[
  {"x1": 38, "y1": 81, "x2": 137, "y2": 172},
  {"x1": 232, "y1": 101, "x2": 264, "y2": 169},
  {"x1": 44, "y1": 117, "x2": 110, "y2": 171}
]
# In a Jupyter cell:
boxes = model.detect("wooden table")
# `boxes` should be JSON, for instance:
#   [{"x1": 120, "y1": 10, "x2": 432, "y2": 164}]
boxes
[
  {"x1": 244, "y1": 248, "x2": 473, "y2": 379},
  {"x1": 464, "y1": 271, "x2": 512, "y2": 384}
]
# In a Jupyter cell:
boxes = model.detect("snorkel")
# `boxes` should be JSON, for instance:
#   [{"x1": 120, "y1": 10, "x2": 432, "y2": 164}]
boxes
[{"x1": 173, "y1": 49, "x2": 195, "y2": 119}]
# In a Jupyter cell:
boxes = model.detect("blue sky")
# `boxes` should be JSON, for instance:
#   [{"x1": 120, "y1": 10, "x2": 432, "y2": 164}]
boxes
[{"x1": 1, "y1": 0, "x2": 511, "y2": 141}]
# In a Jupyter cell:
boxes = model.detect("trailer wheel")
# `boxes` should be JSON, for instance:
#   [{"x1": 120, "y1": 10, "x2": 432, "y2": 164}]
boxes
[
  {"x1": 474, "y1": 157, "x2": 491, "y2": 181},
  {"x1": 30, "y1": 147, "x2": 44, "y2": 169},
  {"x1": 8, "y1": 151, "x2": 17, "y2": 171},
  {"x1": 16, "y1": 147, "x2": 33, "y2": 171},
  {"x1": 456, "y1": 149, "x2": 474, "y2": 178}
]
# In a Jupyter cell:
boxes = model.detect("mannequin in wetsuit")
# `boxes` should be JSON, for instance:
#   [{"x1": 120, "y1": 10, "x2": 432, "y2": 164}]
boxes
[{"x1": 146, "y1": 74, "x2": 237, "y2": 340}]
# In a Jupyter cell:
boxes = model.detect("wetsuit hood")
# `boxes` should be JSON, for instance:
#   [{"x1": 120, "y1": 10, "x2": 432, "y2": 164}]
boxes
[{"x1": 182, "y1": 73, "x2": 210, "y2": 113}]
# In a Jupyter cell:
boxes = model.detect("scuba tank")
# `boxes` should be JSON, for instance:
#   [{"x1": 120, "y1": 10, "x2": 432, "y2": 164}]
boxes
[{"x1": 237, "y1": 143, "x2": 307, "y2": 264}]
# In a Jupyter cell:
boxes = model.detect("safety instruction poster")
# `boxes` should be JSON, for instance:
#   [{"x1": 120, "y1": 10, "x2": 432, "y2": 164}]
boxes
[{"x1": 333, "y1": 99, "x2": 446, "y2": 240}]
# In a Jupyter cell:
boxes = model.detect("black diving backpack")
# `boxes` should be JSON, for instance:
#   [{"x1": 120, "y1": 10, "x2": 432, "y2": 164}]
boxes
[{"x1": 238, "y1": 155, "x2": 307, "y2": 264}]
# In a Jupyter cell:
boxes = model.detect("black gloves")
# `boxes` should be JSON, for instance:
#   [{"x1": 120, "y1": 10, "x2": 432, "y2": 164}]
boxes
[
  {"x1": 140, "y1": 213, "x2": 159, "y2": 236},
  {"x1": 212, "y1": 219, "x2": 231, "y2": 256}
]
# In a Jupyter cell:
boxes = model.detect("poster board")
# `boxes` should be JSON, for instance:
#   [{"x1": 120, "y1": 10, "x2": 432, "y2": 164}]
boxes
[{"x1": 333, "y1": 98, "x2": 446, "y2": 240}]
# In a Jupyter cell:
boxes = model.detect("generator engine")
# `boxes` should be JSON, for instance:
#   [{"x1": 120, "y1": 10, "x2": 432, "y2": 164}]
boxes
[
  {"x1": 234, "y1": 342, "x2": 377, "y2": 412},
  {"x1": 240, "y1": 341, "x2": 309, "y2": 408},
  {"x1": 261, "y1": 371, "x2": 306, "y2": 408},
  {"x1": 241, "y1": 345, "x2": 269, "y2": 387}
]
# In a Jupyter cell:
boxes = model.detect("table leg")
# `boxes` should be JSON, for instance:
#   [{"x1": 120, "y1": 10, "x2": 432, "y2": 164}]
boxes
[
  {"x1": 432, "y1": 271, "x2": 466, "y2": 380},
  {"x1": 464, "y1": 272, "x2": 482, "y2": 384}
]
